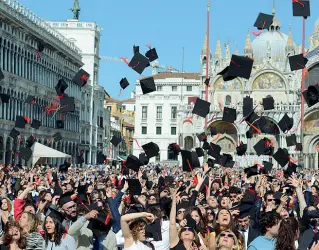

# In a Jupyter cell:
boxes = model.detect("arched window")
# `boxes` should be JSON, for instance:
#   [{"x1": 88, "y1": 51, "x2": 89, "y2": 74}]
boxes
[
  {"x1": 184, "y1": 136, "x2": 194, "y2": 150},
  {"x1": 225, "y1": 95, "x2": 232, "y2": 105}
]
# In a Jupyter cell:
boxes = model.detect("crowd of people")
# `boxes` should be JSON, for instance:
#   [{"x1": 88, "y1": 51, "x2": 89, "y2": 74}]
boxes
[{"x1": 0, "y1": 162, "x2": 319, "y2": 250}]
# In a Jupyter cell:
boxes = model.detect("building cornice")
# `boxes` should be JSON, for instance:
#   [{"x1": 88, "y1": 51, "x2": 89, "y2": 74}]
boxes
[{"x1": 0, "y1": 0, "x2": 82, "y2": 65}]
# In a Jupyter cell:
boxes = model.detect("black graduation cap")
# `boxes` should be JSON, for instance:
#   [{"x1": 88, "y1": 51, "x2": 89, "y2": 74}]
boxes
[
  {"x1": 197, "y1": 132, "x2": 207, "y2": 142},
  {"x1": 15, "y1": 116, "x2": 27, "y2": 129},
  {"x1": 120, "y1": 78, "x2": 130, "y2": 90},
  {"x1": 219, "y1": 154, "x2": 234, "y2": 168},
  {"x1": 56, "y1": 120, "x2": 64, "y2": 129},
  {"x1": 140, "y1": 77, "x2": 156, "y2": 95},
  {"x1": 133, "y1": 45, "x2": 139, "y2": 54},
  {"x1": 129, "y1": 52, "x2": 150, "y2": 74},
  {"x1": 222, "y1": 107, "x2": 237, "y2": 123},
  {"x1": 262, "y1": 96, "x2": 275, "y2": 110},
  {"x1": 295, "y1": 143, "x2": 303, "y2": 151},
  {"x1": 0, "y1": 94, "x2": 10, "y2": 103},
  {"x1": 263, "y1": 161, "x2": 273, "y2": 174},
  {"x1": 236, "y1": 142, "x2": 247, "y2": 156},
  {"x1": 204, "y1": 78, "x2": 210, "y2": 86},
  {"x1": 254, "y1": 12, "x2": 274, "y2": 30},
  {"x1": 26, "y1": 135, "x2": 36, "y2": 148},
  {"x1": 286, "y1": 134, "x2": 297, "y2": 147},
  {"x1": 19, "y1": 147, "x2": 32, "y2": 161},
  {"x1": 59, "y1": 161, "x2": 71, "y2": 173},
  {"x1": 195, "y1": 147, "x2": 204, "y2": 157},
  {"x1": 139, "y1": 153, "x2": 149, "y2": 166},
  {"x1": 126, "y1": 155, "x2": 142, "y2": 172},
  {"x1": 253, "y1": 138, "x2": 273, "y2": 156},
  {"x1": 217, "y1": 55, "x2": 254, "y2": 81},
  {"x1": 289, "y1": 53, "x2": 308, "y2": 71},
  {"x1": 72, "y1": 69, "x2": 90, "y2": 87},
  {"x1": 168, "y1": 143, "x2": 181, "y2": 155},
  {"x1": 58, "y1": 192, "x2": 74, "y2": 207},
  {"x1": 286, "y1": 163, "x2": 297, "y2": 176},
  {"x1": 207, "y1": 158, "x2": 215, "y2": 168},
  {"x1": 110, "y1": 135, "x2": 122, "y2": 147},
  {"x1": 145, "y1": 219, "x2": 162, "y2": 241},
  {"x1": 127, "y1": 179, "x2": 142, "y2": 195},
  {"x1": 303, "y1": 85, "x2": 319, "y2": 107},
  {"x1": 145, "y1": 48, "x2": 158, "y2": 62},
  {"x1": 31, "y1": 119, "x2": 41, "y2": 129},
  {"x1": 207, "y1": 142, "x2": 221, "y2": 159},
  {"x1": 25, "y1": 95, "x2": 35, "y2": 104},
  {"x1": 55, "y1": 79, "x2": 68, "y2": 96},
  {"x1": 52, "y1": 133, "x2": 62, "y2": 143},
  {"x1": 0, "y1": 69, "x2": 4, "y2": 80},
  {"x1": 192, "y1": 98, "x2": 210, "y2": 118},
  {"x1": 272, "y1": 148, "x2": 290, "y2": 167},
  {"x1": 245, "y1": 111, "x2": 259, "y2": 124},
  {"x1": 176, "y1": 201, "x2": 189, "y2": 211},
  {"x1": 210, "y1": 127, "x2": 217, "y2": 136},
  {"x1": 243, "y1": 96, "x2": 253, "y2": 117},
  {"x1": 9, "y1": 128, "x2": 20, "y2": 139},
  {"x1": 142, "y1": 142, "x2": 160, "y2": 159},
  {"x1": 185, "y1": 214, "x2": 197, "y2": 229},
  {"x1": 244, "y1": 165, "x2": 259, "y2": 178},
  {"x1": 278, "y1": 113, "x2": 294, "y2": 132},
  {"x1": 292, "y1": 0, "x2": 310, "y2": 17},
  {"x1": 60, "y1": 97, "x2": 75, "y2": 112},
  {"x1": 181, "y1": 150, "x2": 200, "y2": 172},
  {"x1": 238, "y1": 203, "x2": 254, "y2": 219}
]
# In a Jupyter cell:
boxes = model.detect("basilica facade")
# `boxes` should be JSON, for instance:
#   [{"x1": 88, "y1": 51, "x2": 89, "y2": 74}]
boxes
[{"x1": 186, "y1": 13, "x2": 319, "y2": 169}]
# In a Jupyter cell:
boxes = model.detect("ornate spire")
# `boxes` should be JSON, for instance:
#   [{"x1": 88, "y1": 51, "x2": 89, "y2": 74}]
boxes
[
  {"x1": 272, "y1": 0, "x2": 276, "y2": 16},
  {"x1": 286, "y1": 24, "x2": 295, "y2": 53},
  {"x1": 244, "y1": 29, "x2": 253, "y2": 57},
  {"x1": 201, "y1": 31, "x2": 208, "y2": 55},
  {"x1": 225, "y1": 41, "x2": 231, "y2": 60},
  {"x1": 70, "y1": 0, "x2": 81, "y2": 20},
  {"x1": 214, "y1": 34, "x2": 222, "y2": 60},
  {"x1": 235, "y1": 42, "x2": 239, "y2": 55}
]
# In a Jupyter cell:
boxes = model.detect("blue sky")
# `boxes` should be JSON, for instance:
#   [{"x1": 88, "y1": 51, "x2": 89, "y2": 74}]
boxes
[{"x1": 18, "y1": 0, "x2": 319, "y2": 100}]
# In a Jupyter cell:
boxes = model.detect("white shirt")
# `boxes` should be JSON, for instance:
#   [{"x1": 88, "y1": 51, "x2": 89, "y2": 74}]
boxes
[
  {"x1": 151, "y1": 220, "x2": 170, "y2": 250},
  {"x1": 239, "y1": 227, "x2": 249, "y2": 250},
  {"x1": 123, "y1": 241, "x2": 153, "y2": 250}
]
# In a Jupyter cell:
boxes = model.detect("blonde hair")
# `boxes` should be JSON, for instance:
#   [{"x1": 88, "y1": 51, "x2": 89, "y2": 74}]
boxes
[
  {"x1": 216, "y1": 230, "x2": 240, "y2": 250},
  {"x1": 1, "y1": 197, "x2": 12, "y2": 213}
]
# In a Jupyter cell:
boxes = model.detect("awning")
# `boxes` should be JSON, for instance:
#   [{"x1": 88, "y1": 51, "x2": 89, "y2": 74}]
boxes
[{"x1": 118, "y1": 155, "x2": 128, "y2": 161}]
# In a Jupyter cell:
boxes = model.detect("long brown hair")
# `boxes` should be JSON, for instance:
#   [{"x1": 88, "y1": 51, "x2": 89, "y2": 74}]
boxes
[
  {"x1": 4, "y1": 221, "x2": 27, "y2": 249},
  {"x1": 1, "y1": 197, "x2": 12, "y2": 213},
  {"x1": 129, "y1": 219, "x2": 146, "y2": 241},
  {"x1": 275, "y1": 217, "x2": 299, "y2": 250}
]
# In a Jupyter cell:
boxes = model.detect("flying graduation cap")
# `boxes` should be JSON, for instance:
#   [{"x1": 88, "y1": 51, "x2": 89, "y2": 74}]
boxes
[
  {"x1": 262, "y1": 96, "x2": 275, "y2": 110},
  {"x1": 145, "y1": 47, "x2": 158, "y2": 62},
  {"x1": 254, "y1": 13, "x2": 274, "y2": 30},
  {"x1": 140, "y1": 77, "x2": 156, "y2": 95},
  {"x1": 236, "y1": 142, "x2": 247, "y2": 156},
  {"x1": 278, "y1": 113, "x2": 294, "y2": 133},
  {"x1": 218, "y1": 55, "x2": 254, "y2": 81},
  {"x1": 55, "y1": 79, "x2": 68, "y2": 96},
  {"x1": 25, "y1": 95, "x2": 35, "y2": 104},
  {"x1": 120, "y1": 78, "x2": 130, "y2": 90},
  {"x1": 192, "y1": 98, "x2": 211, "y2": 118},
  {"x1": 110, "y1": 136, "x2": 122, "y2": 147},
  {"x1": 292, "y1": 0, "x2": 310, "y2": 17},
  {"x1": 128, "y1": 52, "x2": 150, "y2": 75},
  {"x1": 142, "y1": 142, "x2": 160, "y2": 159},
  {"x1": 289, "y1": 53, "x2": 308, "y2": 71},
  {"x1": 72, "y1": 69, "x2": 90, "y2": 87}
]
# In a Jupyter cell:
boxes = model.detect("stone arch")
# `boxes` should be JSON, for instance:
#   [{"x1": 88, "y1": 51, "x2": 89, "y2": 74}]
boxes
[
  {"x1": 184, "y1": 136, "x2": 194, "y2": 150},
  {"x1": 305, "y1": 62, "x2": 319, "y2": 89},
  {"x1": 213, "y1": 76, "x2": 244, "y2": 91},
  {"x1": 249, "y1": 70, "x2": 287, "y2": 90},
  {"x1": 209, "y1": 120, "x2": 238, "y2": 142},
  {"x1": 216, "y1": 135, "x2": 237, "y2": 153}
]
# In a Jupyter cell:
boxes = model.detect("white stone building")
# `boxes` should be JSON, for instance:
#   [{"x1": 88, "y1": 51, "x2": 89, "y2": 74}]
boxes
[
  {"x1": 47, "y1": 13, "x2": 109, "y2": 164},
  {"x1": 134, "y1": 10, "x2": 319, "y2": 169},
  {"x1": 0, "y1": 0, "x2": 83, "y2": 166}
]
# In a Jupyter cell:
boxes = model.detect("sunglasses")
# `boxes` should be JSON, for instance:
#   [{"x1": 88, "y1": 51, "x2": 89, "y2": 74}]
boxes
[
  {"x1": 220, "y1": 233, "x2": 234, "y2": 238},
  {"x1": 181, "y1": 227, "x2": 194, "y2": 233},
  {"x1": 267, "y1": 199, "x2": 276, "y2": 202},
  {"x1": 207, "y1": 212, "x2": 213, "y2": 215}
]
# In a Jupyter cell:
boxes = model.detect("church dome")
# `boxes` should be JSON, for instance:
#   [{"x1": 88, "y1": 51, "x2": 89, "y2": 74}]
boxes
[{"x1": 252, "y1": 17, "x2": 292, "y2": 63}]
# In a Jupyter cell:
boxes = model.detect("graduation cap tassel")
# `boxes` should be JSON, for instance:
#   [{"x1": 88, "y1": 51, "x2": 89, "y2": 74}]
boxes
[
  {"x1": 246, "y1": 121, "x2": 261, "y2": 134},
  {"x1": 120, "y1": 57, "x2": 129, "y2": 65},
  {"x1": 23, "y1": 116, "x2": 31, "y2": 124},
  {"x1": 212, "y1": 133, "x2": 222, "y2": 142},
  {"x1": 252, "y1": 21, "x2": 265, "y2": 37},
  {"x1": 292, "y1": 0, "x2": 305, "y2": 7},
  {"x1": 132, "y1": 138, "x2": 141, "y2": 148},
  {"x1": 118, "y1": 89, "x2": 122, "y2": 97}
]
